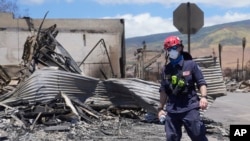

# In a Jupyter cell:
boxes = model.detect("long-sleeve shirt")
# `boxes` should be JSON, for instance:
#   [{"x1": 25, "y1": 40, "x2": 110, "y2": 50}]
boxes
[{"x1": 159, "y1": 58, "x2": 207, "y2": 113}]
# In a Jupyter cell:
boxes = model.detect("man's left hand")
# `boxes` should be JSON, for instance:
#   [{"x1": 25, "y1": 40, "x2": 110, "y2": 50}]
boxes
[{"x1": 199, "y1": 97, "x2": 208, "y2": 110}]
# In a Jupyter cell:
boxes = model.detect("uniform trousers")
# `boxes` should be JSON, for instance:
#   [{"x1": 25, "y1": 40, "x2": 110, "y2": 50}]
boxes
[{"x1": 164, "y1": 108, "x2": 208, "y2": 141}]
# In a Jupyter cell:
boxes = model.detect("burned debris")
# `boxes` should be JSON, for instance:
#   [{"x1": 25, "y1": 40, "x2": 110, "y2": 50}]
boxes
[
  {"x1": 0, "y1": 16, "x2": 229, "y2": 140},
  {"x1": 21, "y1": 23, "x2": 82, "y2": 75},
  {"x1": 0, "y1": 21, "x2": 165, "y2": 140},
  {"x1": 225, "y1": 79, "x2": 250, "y2": 92}
]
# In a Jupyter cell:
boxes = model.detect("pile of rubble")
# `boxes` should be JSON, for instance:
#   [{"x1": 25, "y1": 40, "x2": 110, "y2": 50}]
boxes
[
  {"x1": 225, "y1": 79, "x2": 250, "y2": 93},
  {"x1": 0, "y1": 22, "x2": 161, "y2": 140}
]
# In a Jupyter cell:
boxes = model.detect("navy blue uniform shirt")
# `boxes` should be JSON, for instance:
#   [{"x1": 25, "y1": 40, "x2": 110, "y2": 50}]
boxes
[{"x1": 159, "y1": 58, "x2": 207, "y2": 113}]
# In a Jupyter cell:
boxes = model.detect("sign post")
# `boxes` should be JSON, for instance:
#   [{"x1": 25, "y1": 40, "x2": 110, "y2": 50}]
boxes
[{"x1": 173, "y1": 2, "x2": 204, "y2": 53}]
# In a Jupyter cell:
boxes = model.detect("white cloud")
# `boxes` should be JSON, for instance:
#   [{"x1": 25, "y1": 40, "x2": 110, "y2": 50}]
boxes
[
  {"x1": 205, "y1": 12, "x2": 250, "y2": 26},
  {"x1": 194, "y1": 0, "x2": 250, "y2": 8},
  {"x1": 106, "y1": 13, "x2": 177, "y2": 38}
]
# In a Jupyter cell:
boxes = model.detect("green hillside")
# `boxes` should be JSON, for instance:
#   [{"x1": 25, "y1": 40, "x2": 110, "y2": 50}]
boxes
[{"x1": 126, "y1": 19, "x2": 250, "y2": 51}]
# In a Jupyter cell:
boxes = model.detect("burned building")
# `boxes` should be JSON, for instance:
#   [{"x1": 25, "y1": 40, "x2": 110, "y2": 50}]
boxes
[{"x1": 0, "y1": 12, "x2": 126, "y2": 79}]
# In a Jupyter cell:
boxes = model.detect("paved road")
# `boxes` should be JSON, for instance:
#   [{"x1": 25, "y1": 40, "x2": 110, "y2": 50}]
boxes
[{"x1": 204, "y1": 92, "x2": 250, "y2": 126}]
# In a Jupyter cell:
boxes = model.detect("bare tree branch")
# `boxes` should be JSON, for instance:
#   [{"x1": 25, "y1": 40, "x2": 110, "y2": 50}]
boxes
[{"x1": 0, "y1": 0, "x2": 18, "y2": 17}]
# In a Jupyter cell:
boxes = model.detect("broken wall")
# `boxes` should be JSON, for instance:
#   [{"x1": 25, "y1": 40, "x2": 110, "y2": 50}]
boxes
[{"x1": 0, "y1": 12, "x2": 125, "y2": 78}]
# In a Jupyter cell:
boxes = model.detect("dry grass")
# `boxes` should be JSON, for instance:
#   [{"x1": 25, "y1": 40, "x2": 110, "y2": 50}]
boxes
[{"x1": 191, "y1": 46, "x2": 250, "y2": 70}]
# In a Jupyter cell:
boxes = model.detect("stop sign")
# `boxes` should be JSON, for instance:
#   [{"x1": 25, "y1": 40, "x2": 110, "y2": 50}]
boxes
[{"x1": 173, "y1": 3, "x2": 204, "y2": 34}]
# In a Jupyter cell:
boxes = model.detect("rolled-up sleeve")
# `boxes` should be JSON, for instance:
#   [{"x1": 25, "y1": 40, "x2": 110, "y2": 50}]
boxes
[{"x1": 192, "y1": 62, "x2": 207, "y2": 88}]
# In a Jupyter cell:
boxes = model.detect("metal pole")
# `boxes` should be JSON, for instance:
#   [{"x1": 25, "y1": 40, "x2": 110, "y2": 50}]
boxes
[
  {"x1": 237, "y1": 58, "x2": 239, "y2": 81},
  {"x1": 218, "y1": 43, "x2": 222, "y2": 68},
  {"x1": 141, "y1": 51, "x2": 144, "y2": 79},
  {"x1": 212, "y1": 48, "x2": 216, "y2": 65},
  {"x1": 157, "y1": 62, "x2": 161, "y2": 81},
  {"x1": 187, "y1": 2, "x2": 191, "y2": 53},
  {"x1": 141, "y1": 41, "x2": 146, "y2": 80},
  {"x1": 242, "y1": 37, "x2": 246, "y2": 80}
]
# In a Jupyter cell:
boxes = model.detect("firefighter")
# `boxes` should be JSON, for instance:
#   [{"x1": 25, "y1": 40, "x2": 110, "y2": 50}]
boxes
[{"x1": 158, "y1": 35, "x2": 208, "y2": 141}]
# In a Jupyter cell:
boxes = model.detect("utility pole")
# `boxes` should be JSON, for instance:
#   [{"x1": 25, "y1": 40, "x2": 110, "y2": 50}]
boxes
[
  {"x1": 237, "y1": 58, "x2": 239, "y2": 81},
  {"x1": 157, "y1": 62, "x2": 161, "y2": 81},
  {"x1": 141, "y1": 41, "x2": 146, "y2": 79},
  {"x1": 242, "y1": 37, "x2": 246, "y2": 80},
  {"x1": 212, "y1": 48, "x2": 217, "y2": 65},
  {"x1": 218, "y1": 43, "x2": 223, "y2": 68}
]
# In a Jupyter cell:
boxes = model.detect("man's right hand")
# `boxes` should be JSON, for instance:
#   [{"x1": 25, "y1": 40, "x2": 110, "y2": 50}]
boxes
[{"x1": 158, "y1": 109, "x2": 167, "y2": 119}]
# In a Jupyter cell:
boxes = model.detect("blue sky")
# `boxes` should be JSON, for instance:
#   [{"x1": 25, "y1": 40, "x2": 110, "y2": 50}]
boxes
[{"x1": 16, "y1": 0, "x2": 250, "y2": 38}]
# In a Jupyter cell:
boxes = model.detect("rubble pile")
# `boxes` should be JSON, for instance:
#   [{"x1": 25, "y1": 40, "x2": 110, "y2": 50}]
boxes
[
  {"x1": 0, "y1": 90, "x2": 148, "y2": 141},
  {"x1": 0, "y1": 23, "x2": 160, "y2": 140},
  {"x1": 225, "y1": 79, "x2": 250, "y2": 93}
]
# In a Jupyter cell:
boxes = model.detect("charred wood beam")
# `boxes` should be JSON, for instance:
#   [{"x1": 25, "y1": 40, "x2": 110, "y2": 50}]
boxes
[
  {"x1": 74, "y1": 105, "x2": 93, "y2": 123},
  {"x1": 71, "y1": 98, "x2": 100, "y2": 119},
  {"x1": 60, "y1": 92, "x2": 80, "y2": 120},
  {"x1": 19, "y1": 108, "x2": 71, "y2": 119},
  {"x1": 0, "y1": 102, "x2": 15, "y2": 110},
  {"x1": 37, "y1": 49, "x2": 70, "y2": 72},
  {"x1": 7, "y1": 100, "x2": 30, "y2": 107},
  {"x1": 30, "y1": 112, "x2": 42, "y2": 130}
]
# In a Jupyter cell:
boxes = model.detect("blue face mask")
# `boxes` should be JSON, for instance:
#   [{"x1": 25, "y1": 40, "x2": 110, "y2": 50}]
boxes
[
  {"x1": 170, "y1": 55, "x2": 183, "y2": 65},
  {"x1": 168, "y1": 49, "x2": 179, "y2": 59},
  {"x1": 166, "y1": 46, "x2": 179, "y2": 59}
]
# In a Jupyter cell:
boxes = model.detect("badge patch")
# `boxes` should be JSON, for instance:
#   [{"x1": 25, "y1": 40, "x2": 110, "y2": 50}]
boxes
[{"x1": 183, "y1": 71, "x2": 190, "y2": 76}]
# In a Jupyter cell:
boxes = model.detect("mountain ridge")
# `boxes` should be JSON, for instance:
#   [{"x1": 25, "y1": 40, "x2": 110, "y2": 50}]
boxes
[
  {"x1": 125, "y1": 19, "x2": 250, "y2": 69},
  {"x1": 126, "y1": 19, "x2": 250, "y2": 49}
]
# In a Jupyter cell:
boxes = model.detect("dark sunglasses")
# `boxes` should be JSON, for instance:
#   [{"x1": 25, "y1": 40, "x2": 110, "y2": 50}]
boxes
[{"x1": 166, "y1": 46, "x2": 178, "y2": 52}]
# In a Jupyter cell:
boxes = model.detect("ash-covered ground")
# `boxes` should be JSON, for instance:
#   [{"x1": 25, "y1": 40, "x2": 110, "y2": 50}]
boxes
[{"x1": 0, "y1": 111, "x2": 229, "y2": 141}]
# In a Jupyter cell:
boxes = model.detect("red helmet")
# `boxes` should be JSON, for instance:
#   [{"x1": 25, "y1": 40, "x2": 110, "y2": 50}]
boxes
[{"x1": 164, "y1": 36, "x2": 181, "y2": 49}]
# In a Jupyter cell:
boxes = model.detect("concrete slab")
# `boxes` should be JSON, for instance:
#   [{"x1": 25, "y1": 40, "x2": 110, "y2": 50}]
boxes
[{"x1": 204, "y1": 92, "x2": 250, "y2": 126}]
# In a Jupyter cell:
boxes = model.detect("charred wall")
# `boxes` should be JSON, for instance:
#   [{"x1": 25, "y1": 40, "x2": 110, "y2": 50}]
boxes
[{"x1": 0, "y1": 12, "x2": 125, "y2": 78}]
